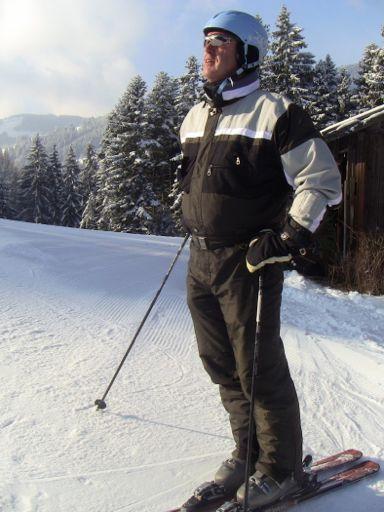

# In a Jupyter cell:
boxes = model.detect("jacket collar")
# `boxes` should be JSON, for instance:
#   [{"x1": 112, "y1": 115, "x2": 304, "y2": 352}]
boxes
[{"x1": 203, "y1": 71, "x2": 260, "y2": 107}]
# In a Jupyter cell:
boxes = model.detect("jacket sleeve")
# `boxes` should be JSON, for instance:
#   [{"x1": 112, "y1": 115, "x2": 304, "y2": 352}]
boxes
[{"x1": 273, "y1": 103, "x2": 342, "y2": 232}]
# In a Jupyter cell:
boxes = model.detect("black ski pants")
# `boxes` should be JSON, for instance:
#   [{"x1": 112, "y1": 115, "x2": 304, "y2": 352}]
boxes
[{"x1": 187, "y1": 240, "x2": 303, "y2": 483}]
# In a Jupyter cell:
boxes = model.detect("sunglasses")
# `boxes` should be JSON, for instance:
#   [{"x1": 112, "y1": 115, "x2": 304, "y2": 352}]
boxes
[{"x1": 204, "y1": 33, "x2": 233, "y2": 47}]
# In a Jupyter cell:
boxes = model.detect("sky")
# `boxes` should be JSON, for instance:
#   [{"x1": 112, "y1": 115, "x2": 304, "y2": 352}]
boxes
[{"x1": 0, "y1": 0, "x2": 383, "y2": 118}]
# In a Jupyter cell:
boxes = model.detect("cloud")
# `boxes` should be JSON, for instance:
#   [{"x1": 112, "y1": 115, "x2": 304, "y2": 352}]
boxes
[{"x1": 0, "y1": 0, "x2": 149, "y2": 117}]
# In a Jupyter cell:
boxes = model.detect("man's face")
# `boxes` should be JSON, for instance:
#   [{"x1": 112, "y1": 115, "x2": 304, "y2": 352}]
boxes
[{"x1": 203, "y1": 30, "x2": 239, "y2": 83}]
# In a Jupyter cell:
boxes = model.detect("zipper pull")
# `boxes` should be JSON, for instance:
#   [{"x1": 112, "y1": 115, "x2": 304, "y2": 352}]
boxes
[{"x1": 235, "y1": 156, "x2": 241, "y2": 166}]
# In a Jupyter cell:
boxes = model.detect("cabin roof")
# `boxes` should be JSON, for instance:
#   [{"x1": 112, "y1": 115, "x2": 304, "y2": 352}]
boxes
[{"x1": 321, "y1": 104, "x2": 384, "y2": 142}]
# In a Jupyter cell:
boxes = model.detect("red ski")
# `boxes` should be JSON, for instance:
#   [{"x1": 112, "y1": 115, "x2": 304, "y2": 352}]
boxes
[
  {"x1": 310, "y1": 448, "x2": 362, "y2": 474},
  {"x1": 258, "y1": 460, "x2": 380, "y2": 512},
  {"x1": 166, "y1": 449, "x2": 367, "y2": 512}
]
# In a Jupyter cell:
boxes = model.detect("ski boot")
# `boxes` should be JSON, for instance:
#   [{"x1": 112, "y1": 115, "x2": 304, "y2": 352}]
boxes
[
  {"x1": 180, "y1": 458, "x2": 245, "y2": 511},
  {"x1": 236, "y1": 470, "x2": 301, "y2": 509},
  {"x1": 215, "y1": 458, "x2": 246, "y2": 491}
]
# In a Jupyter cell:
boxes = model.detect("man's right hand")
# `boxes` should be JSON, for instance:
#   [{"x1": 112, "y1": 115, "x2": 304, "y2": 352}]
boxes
[
  {"x1": 246, "y1": 218, "x2": 313, "y2": 273},
  {"x1": 246, "y1": 230, "x2": 292, "y2": 273}
]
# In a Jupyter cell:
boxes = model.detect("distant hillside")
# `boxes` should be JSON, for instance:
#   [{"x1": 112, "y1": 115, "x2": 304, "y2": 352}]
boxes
[
  {"x1": 0, "y1": 114, "x2": 86, "y2": 144},
  {"x1": 0, "y1": 114, "x2": 107, "y2": 167}
]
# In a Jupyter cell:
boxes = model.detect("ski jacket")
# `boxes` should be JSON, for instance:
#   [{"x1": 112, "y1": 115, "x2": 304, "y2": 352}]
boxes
[{"x1": 179, "y1": 85, "x2": 342, "y2": 241}]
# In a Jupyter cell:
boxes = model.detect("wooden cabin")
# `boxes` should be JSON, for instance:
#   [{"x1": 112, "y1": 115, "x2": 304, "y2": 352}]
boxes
[{"x1": 321, "y1": 105, "x2": 384, "y2": 257}]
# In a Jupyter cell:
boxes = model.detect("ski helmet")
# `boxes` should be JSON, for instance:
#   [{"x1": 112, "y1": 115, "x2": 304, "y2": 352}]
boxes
[{"x1": 203, "y1": 10, "x2": 268, "y2": 72}]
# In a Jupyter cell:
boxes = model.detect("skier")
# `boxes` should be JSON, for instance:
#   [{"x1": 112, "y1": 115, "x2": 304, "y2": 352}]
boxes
[{"x1": 179, "y1": 10, "x2": 342, "y2": 510}]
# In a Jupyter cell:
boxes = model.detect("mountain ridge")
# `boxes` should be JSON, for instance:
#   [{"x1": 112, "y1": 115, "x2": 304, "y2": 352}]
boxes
[{"x1": 0, "y1": 113, "x2": 107, "y2": 166}]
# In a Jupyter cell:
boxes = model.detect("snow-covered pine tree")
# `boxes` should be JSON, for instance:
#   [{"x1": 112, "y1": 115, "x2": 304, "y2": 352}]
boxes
[
  {"x1": 295, "y1": 49, "x2": 316, "y2": 110},
  {"x1": 98, "y1": 75, "x2": 159, "y2": 233},
  {"x1": 87, "y1": 107, "x2": 120, "y2": 231},
  {"x1": 175, "y1": 56, "x2": 202, "y2": 128},
  {"x1": 0, "y1": 149, "x2": 17, "y2": 219},
  {"x1": 144, "y1": 71, "x2": 179, "y2": 233},
  {"x1": 267, "y1": 5, "x2": 315, "y2": 106},
  {"x1": 119, "y1": 155, "x2": 161, "y2": 234},
  {"x1": 337, "y1": 67, "x2": 353, "y2": 121},
  {"x1": 0, "y1": 150, "x2": 15, "y2": 176},
  {"x1": 363, "y1": 27, "x2": 384, "y2": 109},
  {"x1": 47, "y1": 145, "x2": 64, "y2": 225},
  {"x1": 80, "y1": 161, "x2": 104, "y2": 230},
  {"x1": 80, "y1": 191, "x2": 99, "y2": 230},
  {"x1": 256, "y1": 16, "x2": 275, "y2": 91},
  {"x1": 17, "y1": 135, "x2": 53, "y2": 224},
  {"x1": 61, "y1": 145, "x2": 82, "y2": 227},
  {"x1": 353, "y1": 37, "x2": 384, "y2": 112},
  {"x1": 0, "y1": 180, "x2": 7, "y2": 219},
  {"x1": 170, "y1": 56, "x2": 203, "y2": 234},
  {"x1": 169, "y1": 158, "x2": 184, "y2": 235},
  {"x1": 79, "y1": 143, "x2": 99, "y2": 209},
  {"x1": 309, "y1": 55, "x2": 339, "y2": 129}
]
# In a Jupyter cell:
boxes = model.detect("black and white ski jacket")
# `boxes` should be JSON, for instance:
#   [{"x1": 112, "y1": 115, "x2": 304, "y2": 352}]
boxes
[{"x1": 179, "y1": 76, "x2": 342, "y2": 241}]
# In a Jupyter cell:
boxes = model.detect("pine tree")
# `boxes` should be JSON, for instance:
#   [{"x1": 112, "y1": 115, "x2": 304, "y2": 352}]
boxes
[
  {"x1": 169, "y1": 159, "x2": 185, "y2": 235},
  {"x1": 80, "y1": 161, "x2": 104, "y2": 230},
  {"x1": 79, "y1": 144, "x2": 99, "y2": 208},
  {"x1": 337, "y1": 67, "x2": 353, "y2": 121},
  {"x1": 259, "y1": 17, "x2": 274, "y2": 91},
  {"x1": 47, "y1": 145, "x2": 64, "y2": 225},
  {"x1": 0, "y1": 150, "x2": 17, "y2": 219},
  {"x1": 267, "y1": 5, "x2": 315, "y2": 106},
  {"x1": 364, "y1": 28, "x2": 384, "y2": 109},
  {"x1": 255, "y1": 13, "x2": 270, "y2": 33},
  {"x1": 353, "y1": 38, "x2": 384, "y2": 112},
  {"x1": 119, "y1": 155, "x2": 161, "y2": 234},
  {"x1": 175, "y1": 56, "x2": 202, "y2": 128},
  {"x1": 18, "y1": 135, "x2": 53, "y2": 224},
  {"x1": 61, "y1": 145, "x2": 82, "y2": 227},
  {"x1": 170, "y1": 56, "x2": 203, "y2": 233},
  {"x1": 80, "y1": 191, "x2": 99, "y2": 230},
  {"x1": 144, "y1": 71, "x2": 179, "y2": 233},
  {"x1": 0, "y1": 181, "x2": 7, "y2": 219},
  {"x1": 97, "y1": 75, "x2": 160, "y2": 233},
  {"x1": 93, "y1": 106, "x2": 121, "y2": 231},
  {"x1": 309, "y1": 55, "x2": 339, "y2": 129}
]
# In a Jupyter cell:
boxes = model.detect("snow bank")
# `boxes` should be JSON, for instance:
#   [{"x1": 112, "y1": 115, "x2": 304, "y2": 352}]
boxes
[{"x1": 0, "y1": 219, "x2": 382, "y2": 511}]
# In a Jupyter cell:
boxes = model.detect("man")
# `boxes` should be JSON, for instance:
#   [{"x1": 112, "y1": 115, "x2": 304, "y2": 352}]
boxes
[{"x1": 179, "y1": 10, "x2": 341, "y2": 510}]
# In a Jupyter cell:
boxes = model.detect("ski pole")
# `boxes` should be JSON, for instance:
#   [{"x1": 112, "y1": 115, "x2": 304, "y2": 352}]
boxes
[
  {"x1": 95, "y1": 233, "x2": 190, "y2": 411},
  {"x1": 243, "y1": 270, "x2": 264, "y2": 512}
]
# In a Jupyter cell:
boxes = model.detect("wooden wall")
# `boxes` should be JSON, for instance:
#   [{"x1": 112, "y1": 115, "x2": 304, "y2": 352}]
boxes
[{"x1": 327, "y1": 120, "x2": 384, "y2": 253}]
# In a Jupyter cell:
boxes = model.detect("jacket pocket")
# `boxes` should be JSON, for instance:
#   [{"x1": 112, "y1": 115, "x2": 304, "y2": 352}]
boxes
[{"x1": 204, "y1": 158, "x2": 254, "y2": 198}]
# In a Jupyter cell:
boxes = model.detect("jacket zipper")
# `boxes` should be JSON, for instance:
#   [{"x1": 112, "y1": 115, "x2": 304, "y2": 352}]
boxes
[{"x1": 199, "y1": 107, "x2": 221, "y2": 230}]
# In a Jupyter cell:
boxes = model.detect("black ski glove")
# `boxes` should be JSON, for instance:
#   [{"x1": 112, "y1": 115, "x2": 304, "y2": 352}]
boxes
[{"x1": 246, "y1": 217, "x2": 313, "y2": 273}]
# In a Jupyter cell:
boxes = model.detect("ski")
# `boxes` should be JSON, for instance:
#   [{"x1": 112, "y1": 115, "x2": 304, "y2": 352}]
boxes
[
  {"x1": 216, "y1": 460, "x2": 380, "y2": 512},
  {"x1": 309, "y1": 448, "x2": 362, "y2": 474},
  {"x1": 280, "y1": 460, "x2": 380, "y2": 510},
  {"x1": 165, "y1": 449, "x2": 364, "y2": 512}
]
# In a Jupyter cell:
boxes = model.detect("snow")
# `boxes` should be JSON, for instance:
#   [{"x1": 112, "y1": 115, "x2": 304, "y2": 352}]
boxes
[
  {"x1": 321, "y1": 104, "x2": 384, "y2": 139},
  {"x1": 0, "y1": 219, "x2": 383, "y2": 512}
]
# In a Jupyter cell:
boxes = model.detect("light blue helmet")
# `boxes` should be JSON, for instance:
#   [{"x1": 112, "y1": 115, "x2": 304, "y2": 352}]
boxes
[{"x1": 203, "y1": 10, "x2": 268, "y2": 71}]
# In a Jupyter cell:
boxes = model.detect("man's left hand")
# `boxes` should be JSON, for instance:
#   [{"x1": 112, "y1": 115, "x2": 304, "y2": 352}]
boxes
[{"x1": 246, "y1": 218, "x2": 312, "y2": 273}]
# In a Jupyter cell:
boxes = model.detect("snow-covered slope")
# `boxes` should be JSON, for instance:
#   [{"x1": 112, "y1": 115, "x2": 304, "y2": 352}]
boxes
[{"x1": 0, "y1": 219, "x2": 382, "y2": 512}]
